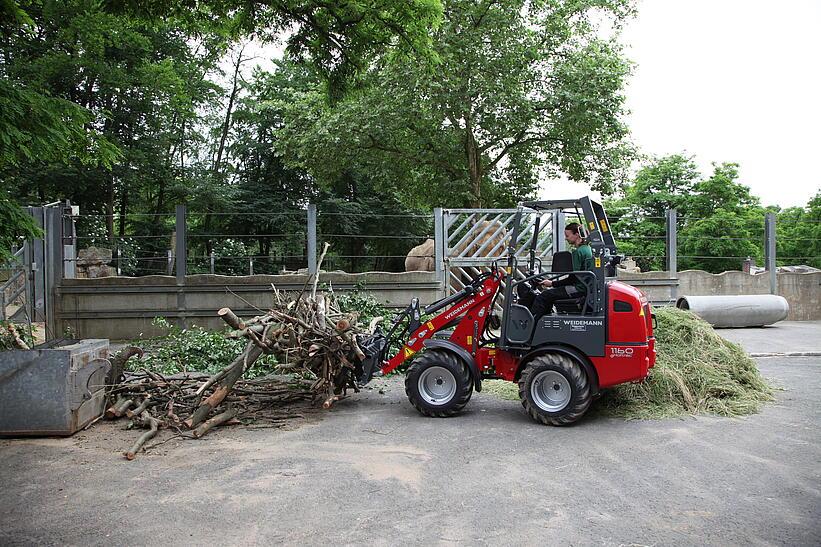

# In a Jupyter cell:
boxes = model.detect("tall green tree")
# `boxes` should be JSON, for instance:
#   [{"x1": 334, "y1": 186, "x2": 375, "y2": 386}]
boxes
[
  {"x1": 1, "y1": 0, "x2": 119, "y2": 255},
  {"x1": 607, "y1": 155, "x2": 768, "y2": 273},
  {"x1": 775, "y1": 192, "x2": 821, "y2": 269},
  {"x1": 0, "y1": 1, "x2": 118, "y2": 169},
  {"x1": 107, "y1": 0, "x2": 443, "y2": 98},
  {"x1": 3, "y1": 0, "x2": 225, "y2": 237},
  {"x1": 607, "y1": 154, "x2": 699, "y2": 271},
  {"x1": 225, "y1": 64, "x2": 432, "y2": 273},
  {"x1": 677, "y1": 163, "x2": 764, "y2": 272},
  {"x1": 275, "y1": 0, "x2": 635, "y2": 208}
]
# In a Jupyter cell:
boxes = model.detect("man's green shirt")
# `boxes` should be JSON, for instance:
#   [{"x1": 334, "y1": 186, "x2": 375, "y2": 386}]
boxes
[{"x1": 571, "y1": 244, "x2": 594, "y2": 292}]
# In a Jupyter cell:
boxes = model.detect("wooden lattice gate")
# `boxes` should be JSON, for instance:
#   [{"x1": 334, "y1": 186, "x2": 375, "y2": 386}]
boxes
[{"x1": 436, "y1": 207, "x2": 568, "y2": 304}]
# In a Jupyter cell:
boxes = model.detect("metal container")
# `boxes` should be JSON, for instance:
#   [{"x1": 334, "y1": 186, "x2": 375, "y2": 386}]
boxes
[{"x1": 0, "y1": 339, "x2": 110, "y2": 436}]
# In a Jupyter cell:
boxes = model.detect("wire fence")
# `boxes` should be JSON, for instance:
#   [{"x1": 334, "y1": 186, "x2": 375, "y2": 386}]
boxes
[
  {"x1": 610, "y1": 210, "x2": 820, "y2": 273},
  {"x1": 66, "y1": 206, "x2": 434, "y2": 277},
  {"x1": 53, "y1": 205, "x2": 821, "y2": 278}
]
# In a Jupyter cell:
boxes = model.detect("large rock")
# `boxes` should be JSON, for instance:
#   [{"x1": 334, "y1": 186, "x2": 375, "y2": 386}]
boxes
[{"x1": 76, "y1": 247, "x2": 114, "y2": 278}]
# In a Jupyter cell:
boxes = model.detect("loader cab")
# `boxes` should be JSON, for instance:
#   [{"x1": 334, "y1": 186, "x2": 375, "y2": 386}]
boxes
[{"x1": 499, "y1": 197, "x2": 620, "y2": 356}]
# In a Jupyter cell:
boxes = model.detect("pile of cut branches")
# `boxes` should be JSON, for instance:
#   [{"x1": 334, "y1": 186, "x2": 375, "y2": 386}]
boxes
[{"x1": 107, "y1": 245, "x2": 382, "y2": 459}]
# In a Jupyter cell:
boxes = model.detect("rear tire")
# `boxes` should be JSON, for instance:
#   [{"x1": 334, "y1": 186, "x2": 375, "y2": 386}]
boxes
[
  {"x1": 405, "y1": 350, "x2": 473, "y2": 417},
  {"x1": 518, "y1": 353, "x2": 591, "y2": 426}
]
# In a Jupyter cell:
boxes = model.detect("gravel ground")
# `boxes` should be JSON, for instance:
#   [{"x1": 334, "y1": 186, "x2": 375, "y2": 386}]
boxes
[{"x1": 1, "y1": 351, "x2": 819, "y2": 546}]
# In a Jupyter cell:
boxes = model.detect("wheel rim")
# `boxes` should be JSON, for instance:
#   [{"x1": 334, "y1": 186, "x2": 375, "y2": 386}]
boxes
[
  {"x1": 531, "y1": 370, "x2": 572, "y2": 412},
  {"x1": 418, "y1": 366, "x2": 458, "y2": 406}
]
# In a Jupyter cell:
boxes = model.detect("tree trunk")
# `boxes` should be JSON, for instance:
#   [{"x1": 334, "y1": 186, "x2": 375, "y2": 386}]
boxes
[
  {"x1": 118, "y1": 181, "x2": 127, "y2": 237},
  {"x1": 464, "y1": 113, "x2": 482, "y2": 208},
  {"x1": 106, "y1": 174, "x2": 115, "y2": 244},
  {"x1": 213, "y1": 47, "x2": 245, "y2": 174}
]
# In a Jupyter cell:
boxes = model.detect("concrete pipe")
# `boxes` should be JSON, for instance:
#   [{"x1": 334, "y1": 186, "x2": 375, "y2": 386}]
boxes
[{"x1": 675, "y1": 295, "x2": 789, "y2": 328}]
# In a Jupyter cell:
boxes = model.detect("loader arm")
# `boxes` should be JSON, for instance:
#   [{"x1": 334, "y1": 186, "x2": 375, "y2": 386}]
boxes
[{"x1": 379, "y1": 270, "x2": 504, "y2": 376}]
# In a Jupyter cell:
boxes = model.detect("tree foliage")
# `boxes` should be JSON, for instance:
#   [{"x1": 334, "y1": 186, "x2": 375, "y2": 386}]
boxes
[
  {"x1": 608, "y1": 155, "x2": 780, "y2": 273},
  {"x1": 275, "y1": 0, "x2": 635, "y2": 208},
  {"x1": 105, "y1": 0, "x2": 444, "y2": 98},
  {"x1": 775, "y1": 192, "x2": 821, "y2": 269},
  {"x1": 0, "y1": 192, "x2": 42, "y2": 262},
  {"x1": 4, "y1": 0, "x2": 813, "y2": 277}
]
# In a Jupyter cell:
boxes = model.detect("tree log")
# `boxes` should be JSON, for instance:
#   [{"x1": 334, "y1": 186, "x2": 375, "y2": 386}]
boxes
[
  {"x1": 126, "y1": 396, "x2": 152, "y2": 418},
  {"x1": 340, "y1": 331, "x2": 366, "y2": 361},
  {"x1": 106, "y1": 397, "x2": 134, "y2": 418},
  {"x1": 184, "y1": 342, "x2": 264, "y2": 429},
  {"x1": 192, "y1": 407, "x2": 238, "y2": 438},
  {"x1": 124, "y1": 411, "x2": 159, "y2": 460},
  {"x1": 6, "y1": 323, "x2": 29, "y2": 350},
  {"x1": 108, "y1": 346, "x2": 144, "y2": 385},
  {"x1": 217, "y1": 307, "x2": 245, "y2": 330},
  {"x1": 368, "y1": 316, "x2": 384, "y2": 334}
]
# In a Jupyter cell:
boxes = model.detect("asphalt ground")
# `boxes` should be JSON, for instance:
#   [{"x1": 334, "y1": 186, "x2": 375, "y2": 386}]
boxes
[
  {"x1": 1, "y1": 326, "x2": 819, "y2": 546},
  {"x1": 716, "y1": 321, "x2": 821, "y2": 355}
]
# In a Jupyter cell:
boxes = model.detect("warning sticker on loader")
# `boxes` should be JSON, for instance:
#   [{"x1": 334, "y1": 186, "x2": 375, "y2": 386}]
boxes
[{"x1": 403, "y1": 347, "x2": 416, "y2": 358}]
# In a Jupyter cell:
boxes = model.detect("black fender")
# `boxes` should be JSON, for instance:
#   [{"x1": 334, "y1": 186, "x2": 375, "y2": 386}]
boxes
[
  {"x1": 422, "y1": 339, "x2": 483, "y2": 392},
  {"x1": 517, "y1": 345, "x2": 600, "y2": 395}
]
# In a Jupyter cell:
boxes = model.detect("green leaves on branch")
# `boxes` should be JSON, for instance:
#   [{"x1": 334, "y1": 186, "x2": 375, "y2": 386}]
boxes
[
  {"x1": 275, "y1": 0, "x2": 635, "y2": 208},
  {"x1": 0, "y1": 77, "x2": 119, "y2": 170},
  {"x1": 105, "y1": 0, "x2": 443, "y2": 97},
  {"x1": 0, "y1": 193, "x2": 42, "y2": 262}
]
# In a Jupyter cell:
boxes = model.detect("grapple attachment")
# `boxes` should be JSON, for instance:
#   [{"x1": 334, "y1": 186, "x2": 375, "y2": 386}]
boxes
[{"x1": 354, "y1": 331, "x2": 388, "y2": 385}]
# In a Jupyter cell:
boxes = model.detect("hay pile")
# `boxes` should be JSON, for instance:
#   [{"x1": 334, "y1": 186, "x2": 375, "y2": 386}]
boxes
[
  {"x1": 483, "y1": 307, "x2": 774, "y2": 419},
  {"x1": 597, "y1": 307, "x2": 773, "y2": 418}
]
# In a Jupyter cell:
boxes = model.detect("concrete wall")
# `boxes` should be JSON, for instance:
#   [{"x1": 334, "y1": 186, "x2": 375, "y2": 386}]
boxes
[
  {"x1": 617, "y1": 270, "x2": 821, "y2": 321},
  {"x1": 57, "y1": 269, "x2": 819, "y2": 340},
  {"x1": 57, "y1": 271, "x2": 441, "y2": 340}
]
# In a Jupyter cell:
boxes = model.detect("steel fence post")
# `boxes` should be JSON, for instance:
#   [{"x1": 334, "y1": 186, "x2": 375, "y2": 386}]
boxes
[
  {"x1": 765, "y1": 212, "x2": 777, "y2": 294},
  {"x1": 666, "y1": 209, "x2": 678, "y2": 300},
  {"x1": 307, "y1": 204, "x2": 317, "y2": 274},
  {"x1": 175, "y1": 205, "x2": 187, "y2": 281},
  {"x1": 175, "y1": 204, "x2": 187, "y2": 329},
  {"x1": 433, "y1": 208, "x2": 446, "y2": 298},
  {"x1": 210, "y1": 251, "x2": 215, "y2": 274}
]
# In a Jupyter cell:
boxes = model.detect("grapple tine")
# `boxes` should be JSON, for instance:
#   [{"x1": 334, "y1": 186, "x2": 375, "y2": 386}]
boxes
[{"x1": 354, "y1": 331, "x2": 388, "y2": 385}]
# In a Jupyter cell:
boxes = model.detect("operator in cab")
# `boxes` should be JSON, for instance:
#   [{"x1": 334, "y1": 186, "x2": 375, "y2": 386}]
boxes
[{"x1": 530, "y1": 222, "x2": 594, "y2": 317}]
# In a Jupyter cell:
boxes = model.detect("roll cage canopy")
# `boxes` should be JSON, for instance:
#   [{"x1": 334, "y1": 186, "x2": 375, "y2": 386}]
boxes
[{"x1": 520, "y1": 196, "x2": 618, "y2": 256}]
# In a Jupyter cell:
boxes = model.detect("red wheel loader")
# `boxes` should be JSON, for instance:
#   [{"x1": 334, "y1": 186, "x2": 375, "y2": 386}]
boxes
[{"x1": 355, "y1": 197, "x2": 656, "y2": 425}]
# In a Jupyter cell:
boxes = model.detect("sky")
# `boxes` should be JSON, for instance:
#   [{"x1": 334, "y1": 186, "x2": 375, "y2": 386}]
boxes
[
  {"x1": 242, "y1": 1, "x2": 821, "y2": 209},
  {"x1": 610, "y1": 0, "x2": 820, "y2": 208}
]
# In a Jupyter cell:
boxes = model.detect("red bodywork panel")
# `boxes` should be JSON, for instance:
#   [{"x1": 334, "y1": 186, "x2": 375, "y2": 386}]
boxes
[
  {"x1": 380, "y1": 272, "x2": 656, "y2": 391},
  {"x1": 591, "y1": 281, "x2": 656, "y2": 388}
]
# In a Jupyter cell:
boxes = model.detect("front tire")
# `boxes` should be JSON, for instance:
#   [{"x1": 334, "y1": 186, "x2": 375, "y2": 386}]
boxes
[
  {"x1": 518, "y1": 353, "x2": 591, "y2": 426},
  {"x1": 405, "y1": 350, "x2": 473, "y2": 417}
]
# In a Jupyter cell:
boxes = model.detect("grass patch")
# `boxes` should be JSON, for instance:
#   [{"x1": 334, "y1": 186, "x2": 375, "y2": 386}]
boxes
[
  {"x1": 597, "y1": 307, "x2": 774, "y2": 419},
  {"x1": 482, "y1": 379, "x2": 519, "y2": 401}
]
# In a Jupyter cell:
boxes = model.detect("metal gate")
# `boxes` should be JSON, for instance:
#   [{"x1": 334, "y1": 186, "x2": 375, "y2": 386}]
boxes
[
  {"x1": 439, "y1": 207, "x2": 567, "y2": 298},
  {"x1": 2, "y1": 203, "x2": 75, "y2": 340},
  {"x1": 1, "y1": 245, "x2": 28, "y2": 323}
]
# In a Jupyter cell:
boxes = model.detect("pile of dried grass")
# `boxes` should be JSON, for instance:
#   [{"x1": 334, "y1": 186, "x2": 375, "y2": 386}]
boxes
[
  {"x1": 483, "y1": 307, "x2": 774, "y2": 419},
  {"x1": 597, "y1": 307, "x2": 773, "y2": 418}
]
